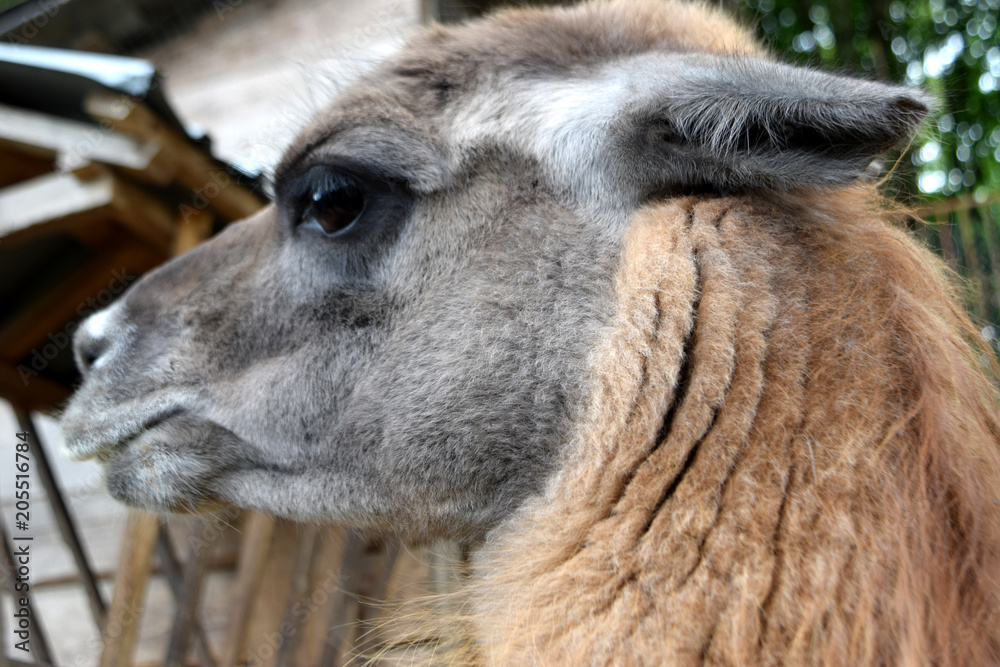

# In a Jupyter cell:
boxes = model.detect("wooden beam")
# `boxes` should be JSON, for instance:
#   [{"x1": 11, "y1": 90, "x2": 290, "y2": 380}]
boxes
[
  {"x1": 0, "y1": 168, "x2": 175, "y2": 253},
  {"x1": 0, "y1": 362, "x2": 71, "y2": 413},
  {"x1": 915, "y1": 192, "x2": 1000, "y2": 218},
  {"x1": 319, "y1": 530, "x2": 366, "y2": 667},
  {"x1": 0, "y1": 169, "x2": 115, "y2": 239},
  {"x1": 0, "y1": 103, "x2": 173, "y2": 183},
  {"x1": 0, "y1": 242, "x2": 162, "y2": 364},
  {"x1": 294, "y1": 529, "x2": 349, "y2": 666},
  {"x1": 0, "y1": 145, "x2": 53, "y2": 188},
  {"x1": 85, "y1": 93, "x2": 265, "y2": 221},
  {"x1": 172, "y1": 208, "x2": 213, "y2": 257}
]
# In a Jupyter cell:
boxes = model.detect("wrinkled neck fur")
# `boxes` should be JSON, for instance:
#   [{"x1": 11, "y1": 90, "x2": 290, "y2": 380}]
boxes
[{"x1": 465, "y1": 190, "x2": 1000, "y2": 666}]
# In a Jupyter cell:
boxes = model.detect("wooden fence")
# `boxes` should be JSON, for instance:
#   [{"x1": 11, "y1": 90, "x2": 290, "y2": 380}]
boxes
[{"x1": 917, "y1": 194, "x2": 1000, "y2": 341}]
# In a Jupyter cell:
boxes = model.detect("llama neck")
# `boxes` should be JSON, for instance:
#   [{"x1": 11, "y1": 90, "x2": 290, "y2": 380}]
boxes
[{"x1": 465, "y1": 194, "x2": 1000, "y2": 665}]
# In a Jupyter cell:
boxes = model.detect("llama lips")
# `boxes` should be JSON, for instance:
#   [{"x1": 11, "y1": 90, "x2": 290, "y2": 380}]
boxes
[
  {"x1": 61, "y1": 400, "x2": 192, "y2": 462},
  {"x1": 100, "y1": 416, "x2": 254, "y2": 513}
]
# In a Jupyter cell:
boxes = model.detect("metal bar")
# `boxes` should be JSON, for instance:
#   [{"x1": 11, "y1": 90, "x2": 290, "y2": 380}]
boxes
[
  {"x1": 1, "y1": 519, "x2": 54, "y2": 663},
  {"x1": 12, "y1": 407, "x2": 107, "y2": 630},
  {"x1": 156, "y1": 526, "x2": 217, "y2": 667},
  {"x1": 164, "y1": 520, "x2": 218, "y2": 667}
]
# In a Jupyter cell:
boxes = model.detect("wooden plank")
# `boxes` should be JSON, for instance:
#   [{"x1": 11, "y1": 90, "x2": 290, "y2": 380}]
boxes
[
  {"x1": 352, "y1": 538, "x2": 401, "y2": 659},
  {"x1": 319, "y1": 530, "x2": 366, "y2": 667},
  {"x1": 100, "y1": 511, "x2": 160, "y2": 667},
  {"x1": 107, "y1": 172, "x2": 177, "y2": 252},
  {"x1": 0, "y1": 145, "x2": 53, "y2": 188},
  {"x1": 172, "y1": 208, "x2": 214, "y2": 257},
  {"x1": 164, "y1": 520, "x2": 219, "y2": 667},
  {"x1": 0, "y1": 170, "x2": 115, "y2": 239},
  {"x1": 243, "y1": 520, "x2": 298, "y2": 667},
  {"x1": 85, "y1": 93, "x2": 265, "y2": 221},
  {"x1": 916, "y1": 192, "x2": 1000, "y2": 218},
  {"x1": 0, "y1": 243, "x2": 162, "y2": 364},
  {"x1": 0, "y1": 103, "x2": 173, "y2": 183},
  {"x1": 220, "y1": 512, "x2": 276, "y2": 667},
  {"x1": 13, "y1": 407, "x2": 107, "y2": 631},
  {"x1": 274, "y1": 525, "x2": 323, "y2": 666},
  {"x1": 0, "y1": 362, "x2": 71, "y2": 413},
  {"x1": 0, "y1": 168, "x2": 175, "y2": 253},
  {"x1": 292, "y1": 529, "x2": 348, "y2": 667},
  {"x1": 154, "y1": 527, "x2": 219, "y2": 667}
]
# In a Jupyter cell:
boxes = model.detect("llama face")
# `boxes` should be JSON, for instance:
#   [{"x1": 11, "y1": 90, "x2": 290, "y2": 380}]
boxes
[{"x1": 61, "y1": 0, "x2": 926, "y2": 540}]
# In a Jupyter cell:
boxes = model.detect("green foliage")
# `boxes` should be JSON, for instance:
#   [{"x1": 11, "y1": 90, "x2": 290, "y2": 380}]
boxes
[
  {"x1": 738, "y1": 0, "x2": 1000, "y2": 203},
  {"x1": 0, "y1": 0, "x2": 30, "y2": 12}
]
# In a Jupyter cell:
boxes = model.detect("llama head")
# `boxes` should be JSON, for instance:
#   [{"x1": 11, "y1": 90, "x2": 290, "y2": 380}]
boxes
[{"x1": 61, "y1": 0, "x2": 928, "y2": 540}]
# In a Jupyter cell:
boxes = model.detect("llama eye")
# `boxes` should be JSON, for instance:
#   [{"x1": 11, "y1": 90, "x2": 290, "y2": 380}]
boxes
[{"x1": 302, "y1": 174, "x2": 367, "y2": 236}]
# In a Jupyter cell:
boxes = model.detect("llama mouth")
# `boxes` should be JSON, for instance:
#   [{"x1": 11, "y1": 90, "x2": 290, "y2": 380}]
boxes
[
  {"x1": 99, "y1": 415, "x2": 254, "y2": 514},
  {"x1": 91, "y1": 407, "x2": 188, "y2": 462},
  {"x1": 61, "y1": 399, "x2": 194, "y2": 462}
]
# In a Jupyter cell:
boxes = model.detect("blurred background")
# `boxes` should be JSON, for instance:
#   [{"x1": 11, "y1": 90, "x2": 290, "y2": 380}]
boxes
[{"x1": 0, "y1": 0, "x2": 996, "y2": 665}]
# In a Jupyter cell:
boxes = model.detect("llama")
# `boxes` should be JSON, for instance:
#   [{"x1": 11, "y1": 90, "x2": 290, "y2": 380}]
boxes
[{"x1": 63, "y1": 0, "x2": 1000, "y2": 663}]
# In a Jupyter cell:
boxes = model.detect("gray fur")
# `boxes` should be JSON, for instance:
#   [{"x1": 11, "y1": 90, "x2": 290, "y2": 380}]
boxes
[{"x1": 61, "y1": 2, "x2": 927, "y2": 542}]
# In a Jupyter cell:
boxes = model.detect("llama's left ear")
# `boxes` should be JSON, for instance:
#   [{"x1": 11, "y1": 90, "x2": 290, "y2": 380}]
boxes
[{"x1": 635, "y1": 54, "x2": 931, "y2": 191}]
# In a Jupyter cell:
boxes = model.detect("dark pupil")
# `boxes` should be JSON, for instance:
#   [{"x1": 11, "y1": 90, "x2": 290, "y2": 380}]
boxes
[{"x1": 309, "y1": 181, "x2": 366, "y2": 235}]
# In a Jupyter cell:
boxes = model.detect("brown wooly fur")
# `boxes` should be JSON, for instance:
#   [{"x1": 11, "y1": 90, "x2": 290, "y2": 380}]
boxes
[{"x1": 397, "y1": 187, "x2": 1000, "y2": 665}]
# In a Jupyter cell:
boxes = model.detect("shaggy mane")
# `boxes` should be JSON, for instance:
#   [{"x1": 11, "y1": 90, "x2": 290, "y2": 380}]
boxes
[{"x1": 379, "y1": 185, "x2": 1000, "y2": 665}]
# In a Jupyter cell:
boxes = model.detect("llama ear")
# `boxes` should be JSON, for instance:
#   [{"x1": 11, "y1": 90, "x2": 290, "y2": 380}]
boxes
[{"x1": 638, "y1": 55, "x2": 931, "y2": 191}]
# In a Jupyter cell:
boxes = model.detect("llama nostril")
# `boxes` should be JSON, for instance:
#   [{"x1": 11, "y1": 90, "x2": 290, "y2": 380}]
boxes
[
  {"x1": 74, "y1": 329, "x2": 109, "y2": 374},
  {"x1": 74, "y1": 308, "x2": 115, "y2": 375}
]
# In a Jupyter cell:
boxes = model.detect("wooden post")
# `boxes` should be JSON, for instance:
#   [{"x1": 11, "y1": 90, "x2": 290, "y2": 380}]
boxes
[
  {"x1": 155, "y1": 526, "x2": 218, "y2": 667},
  {"x1": 978, "y1": 204, "x2": 999, "y2": 323},
  {"x1": 274, "y1": 525, "x2": 323, "y2": 666},
  {"x1": 220, "y1": 512, "x2": 276, "y2": 667},
  {"x1": 164, "y1": 519, "x2": 219, "y2": 667},
  {"x1": 100, "y1": 208, "x2": 214, "y2": 667},
  {"x1": 99, "y1": 511, "x2": 160, "y2": 667},
  {"x1": 956, "y1": 207, "x2": 985, "y2": 319}
]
